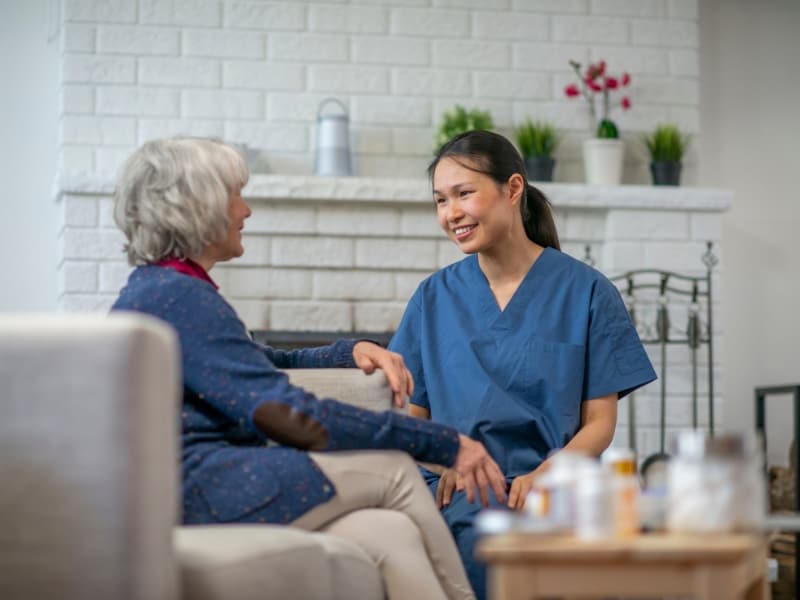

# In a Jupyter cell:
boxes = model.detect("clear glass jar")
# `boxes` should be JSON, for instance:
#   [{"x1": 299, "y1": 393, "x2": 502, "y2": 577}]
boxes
[{"x1": 667, "y1": 431, "x2": 765, "y2": 533}]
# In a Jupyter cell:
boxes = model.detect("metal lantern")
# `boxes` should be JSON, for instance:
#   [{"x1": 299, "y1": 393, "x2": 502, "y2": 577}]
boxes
[{"x1": 314, "y1": 98, "x2": 352, "y2": 177}]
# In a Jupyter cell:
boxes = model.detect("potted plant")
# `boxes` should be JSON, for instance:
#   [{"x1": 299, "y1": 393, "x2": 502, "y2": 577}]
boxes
[
  {"x1": 565, "y1": 59, "x2": 632, "y2": 185},
  {"x1": 643, "y1": 124, "x2": 689, "y2": 186},
  {"x1": 434, "y1": 104, "x2": 494, "y2": 153},
  {"x1": 515, "y1": 119, "x2": 559, "y2": 182}
]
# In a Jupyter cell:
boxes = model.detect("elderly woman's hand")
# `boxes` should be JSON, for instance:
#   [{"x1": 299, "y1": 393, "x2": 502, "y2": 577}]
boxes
[
  {"x1": 352, "y1": 342, "x2": 414, "y2": 408},
  {"x1": 453, "y1": 434, "x2": 507, "y2": 507}
]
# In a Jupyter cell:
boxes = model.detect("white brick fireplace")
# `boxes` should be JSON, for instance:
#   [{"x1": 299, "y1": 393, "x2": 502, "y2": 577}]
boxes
[{"x1": 57, "y1": 174, "x2": 730, "y2": 460}]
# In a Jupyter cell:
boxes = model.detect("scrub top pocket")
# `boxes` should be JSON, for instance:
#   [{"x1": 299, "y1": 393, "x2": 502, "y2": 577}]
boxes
[{"x1": 523, "y1": 338, "x2": 585, "y2": 419}]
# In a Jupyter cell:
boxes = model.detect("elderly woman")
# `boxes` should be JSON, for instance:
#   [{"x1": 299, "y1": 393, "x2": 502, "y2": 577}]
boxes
[{"x1": 111, "y1": 137, "x2": 506, "y2": 600}]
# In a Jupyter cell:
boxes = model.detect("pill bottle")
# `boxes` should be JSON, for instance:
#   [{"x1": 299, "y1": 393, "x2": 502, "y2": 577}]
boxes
[
  {"x1": 574, "y1": 460, "x2": 614, "y2": 540},
  {"x1": 667, "y1": 430, "x2": 765, "y2": 533},
  {"x1": 533, "y1": 450, "x2": 591, "y2": 532},
  {"x1": 603, "y1": 447, "x2": 641, "y2": 538}
]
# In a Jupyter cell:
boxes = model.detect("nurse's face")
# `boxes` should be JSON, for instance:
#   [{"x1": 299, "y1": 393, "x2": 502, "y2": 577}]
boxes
[{"x1": 432, "y1": 157, "x2": 517, "y2": 254}]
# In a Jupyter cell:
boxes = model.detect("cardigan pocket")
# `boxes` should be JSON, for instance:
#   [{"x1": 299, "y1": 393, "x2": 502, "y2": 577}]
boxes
[{"x1": 187, "y1": 448, "x2": 281, "y2": 523}]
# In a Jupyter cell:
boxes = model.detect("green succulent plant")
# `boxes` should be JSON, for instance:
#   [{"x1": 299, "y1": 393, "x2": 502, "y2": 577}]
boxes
[
  {"x1": 515, "y1": 119, "x2": 560, "y2": 159},
  {"x1": 643, "y1": 124, "x2": 690, "y2": 163},
  {"x1": 434, "y1": 105, "x2": 494, "y2": 153}
]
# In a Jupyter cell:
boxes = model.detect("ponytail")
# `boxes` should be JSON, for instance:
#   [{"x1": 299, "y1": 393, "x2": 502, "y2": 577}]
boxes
[{"x1": 521, "y1": 183, "x2": 560, "y2": 250}]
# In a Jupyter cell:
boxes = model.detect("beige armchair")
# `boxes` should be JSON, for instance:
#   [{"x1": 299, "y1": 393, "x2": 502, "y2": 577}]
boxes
[{"x1": 0, "y1": 314, "x2": 392, "y2": 600}]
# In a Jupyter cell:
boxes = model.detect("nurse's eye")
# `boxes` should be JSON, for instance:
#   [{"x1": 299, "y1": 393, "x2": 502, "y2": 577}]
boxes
[
  {"x1": 459, "y1": 190, "x2": 473, "y2": 197},
  {"x1": 434, "y1": 196, "x2": 446, "y2": 205}
]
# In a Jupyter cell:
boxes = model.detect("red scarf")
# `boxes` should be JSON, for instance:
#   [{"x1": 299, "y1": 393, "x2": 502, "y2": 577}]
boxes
[{"x1": 155, "y1": 258, "x2": 218, "y2": 289}]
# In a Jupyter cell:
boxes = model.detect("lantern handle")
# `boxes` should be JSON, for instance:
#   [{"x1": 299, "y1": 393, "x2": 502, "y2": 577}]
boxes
[{"x1": 317, "y1": 98, "x2": 349, "y2": 120}]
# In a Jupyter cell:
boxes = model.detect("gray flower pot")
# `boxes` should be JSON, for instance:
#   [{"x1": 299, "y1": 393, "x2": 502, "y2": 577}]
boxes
[
  {"x1": 650, "y1": 161, "x2": 682, "y2": 186},
  {"x1": 525, "y1": 157, "x2": 555, "y2": 182}
]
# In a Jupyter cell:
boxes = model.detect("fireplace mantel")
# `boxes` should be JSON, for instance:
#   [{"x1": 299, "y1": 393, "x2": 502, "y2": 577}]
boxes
[{"x1": 57, "y1": 173, "x2": 732, "y2": 211}]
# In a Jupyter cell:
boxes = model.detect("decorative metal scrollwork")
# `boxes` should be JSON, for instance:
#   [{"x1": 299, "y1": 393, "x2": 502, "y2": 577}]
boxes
[{"x1": 583, "y1": 242, "x2": 718, "y2": 456}]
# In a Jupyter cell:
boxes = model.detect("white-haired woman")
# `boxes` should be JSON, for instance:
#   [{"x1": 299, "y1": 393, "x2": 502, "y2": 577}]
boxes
[{"x1": 111, "y1": 137, "x2": 507, "y2": 600}]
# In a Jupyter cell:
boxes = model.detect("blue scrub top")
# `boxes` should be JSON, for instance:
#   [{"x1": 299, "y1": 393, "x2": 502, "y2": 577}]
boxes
[{"x1": 389, "y1": 248, "x2": 657, "y2": 479}]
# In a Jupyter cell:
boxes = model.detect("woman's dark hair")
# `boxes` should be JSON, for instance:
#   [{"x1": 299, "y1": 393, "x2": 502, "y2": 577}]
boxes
[{"x1": 428, "y1": 130, "x2": 560, "y2": 250}]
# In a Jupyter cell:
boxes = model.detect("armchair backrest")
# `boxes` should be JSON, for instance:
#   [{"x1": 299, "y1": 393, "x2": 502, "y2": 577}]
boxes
[{"x1": 0, "y1": 313, "x2": 181, "y2": 600}]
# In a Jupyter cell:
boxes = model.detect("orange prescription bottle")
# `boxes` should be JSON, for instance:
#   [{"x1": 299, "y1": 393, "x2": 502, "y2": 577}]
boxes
[{"x1": 603, "y1": 447, "x2": 641, "y2": 537}]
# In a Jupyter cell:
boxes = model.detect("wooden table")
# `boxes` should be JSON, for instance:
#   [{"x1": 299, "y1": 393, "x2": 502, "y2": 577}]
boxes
[{"x1": 477, "y1": 532, "x2": 769, "y2": 600}]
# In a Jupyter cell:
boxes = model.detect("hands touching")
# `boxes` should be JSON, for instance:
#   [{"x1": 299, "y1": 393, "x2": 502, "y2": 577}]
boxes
[
  {"x1": 447, "y1": 439, "x2": 546, "y2": 511},
  {"x1": 352, "y1": 341, "x2": 413, "y2": 408},
  {"x1": 452, "y1": 434, "x2": 507, "y2": 507}
]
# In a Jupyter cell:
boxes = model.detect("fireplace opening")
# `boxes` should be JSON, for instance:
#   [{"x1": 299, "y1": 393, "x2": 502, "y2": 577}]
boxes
[{"x1": 250, "y1": 330, "x2": 394, "y2": 350}]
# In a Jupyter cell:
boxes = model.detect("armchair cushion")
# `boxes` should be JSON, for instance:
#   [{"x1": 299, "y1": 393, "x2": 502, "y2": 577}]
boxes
[{"x1": 176, "y1": 525, "x2": 383, "y2": 600}]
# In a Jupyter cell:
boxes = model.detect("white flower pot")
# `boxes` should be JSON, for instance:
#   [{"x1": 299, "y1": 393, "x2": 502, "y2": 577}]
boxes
[{"x1": 582, "y1": 138, "x2": 624, "y2": 185}]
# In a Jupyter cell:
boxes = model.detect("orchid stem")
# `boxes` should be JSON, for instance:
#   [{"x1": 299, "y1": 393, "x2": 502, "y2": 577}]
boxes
[{"x1": 570, "y1": 60, "x2": 596, "y2": 136}]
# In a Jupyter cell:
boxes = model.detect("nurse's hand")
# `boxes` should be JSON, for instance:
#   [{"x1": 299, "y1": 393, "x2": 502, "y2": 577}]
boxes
[
  {"x1": 352, "y1": 342, "x2": 413, "y2": 408},
  {"x1": 507, "y1": 470, "x2": 539, "y2": 511},
  {"x1": 435, "y1": 468, "x2": 462, "y2": 508},
  {"x1": 453, "y1": 434, "x2": 507, "y2": 507}
]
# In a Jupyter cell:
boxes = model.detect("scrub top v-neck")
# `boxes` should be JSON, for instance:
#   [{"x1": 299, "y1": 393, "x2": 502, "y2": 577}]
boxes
[{"x1": 389, "y1": 247, "x2": 656, "y2": 479}]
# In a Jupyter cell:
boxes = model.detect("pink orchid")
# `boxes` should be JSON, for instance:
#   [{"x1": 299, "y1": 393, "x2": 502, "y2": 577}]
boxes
[{"x1": 566, "y1": 59, "x2": 633, "y2": 138}]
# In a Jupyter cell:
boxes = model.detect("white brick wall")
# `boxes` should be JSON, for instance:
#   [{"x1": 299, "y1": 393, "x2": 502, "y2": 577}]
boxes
[
  {"x1": 391, "y1": 9, "x2": 469, "y2": 37},
  {"x1": 140, "y1": 0, "x2": 222, "y2": 27},
  {"x1": 97, "y1": 26, "x2": 180, "y2": 55},
  {"x1": 225, "y1": 3, "x2": 305, "y2": 31},
  {"x1": 57, "y1": 0, "x2": 700, "y2": 180},
  {"x1": 64, "y1": 0, "x2": 136, "y2": 24},
  {"x1": 55, "y1": 0, "x2": 710, "y2": 463},
  {"x1": 310, "y1": 5, "x2": 388, "y2": 34}
]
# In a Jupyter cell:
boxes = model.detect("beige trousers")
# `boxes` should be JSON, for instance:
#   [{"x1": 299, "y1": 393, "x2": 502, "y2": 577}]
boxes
[{"x1": 290, "y1": 450, "x2": 475, "y2": 600}]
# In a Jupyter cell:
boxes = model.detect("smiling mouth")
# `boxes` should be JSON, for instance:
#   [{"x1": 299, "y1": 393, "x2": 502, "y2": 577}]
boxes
[{"x1": 453, "y1": 224, "x2": 477, "y2": 240}]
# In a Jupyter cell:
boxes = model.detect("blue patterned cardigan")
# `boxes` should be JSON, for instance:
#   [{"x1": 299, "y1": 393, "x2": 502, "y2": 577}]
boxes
[{"x1": 112, "y1": 265, "x2": 459, "y2": 524}]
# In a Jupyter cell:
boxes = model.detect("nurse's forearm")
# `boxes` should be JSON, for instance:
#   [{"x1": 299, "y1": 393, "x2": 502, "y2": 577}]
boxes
[
  {"x1": 560, "y1": 417, "x2": 615, "y2": 457},
  {"x1": 564, "y1": 393, "x2": 618, "y2": 456},
  {"x1": 535, "y1": 393, "x2": 617, "y2": 477}
]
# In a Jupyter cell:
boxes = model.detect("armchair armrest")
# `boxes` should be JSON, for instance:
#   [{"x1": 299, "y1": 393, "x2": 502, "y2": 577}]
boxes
[{"x1": 285, "y1": 368, "x2": 394, "y2": 413}]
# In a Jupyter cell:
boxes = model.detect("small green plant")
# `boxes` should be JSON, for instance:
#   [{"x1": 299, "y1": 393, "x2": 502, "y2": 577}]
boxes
[
  {"x1": 515, "y1": 119, "x2": 559, "y2": 159},
  {"x1": 643, "y1": 124, "x2": 689, "y2": 163},
  {"x1": 434, "y1": 105, "x2": 494, "y2": 152}
]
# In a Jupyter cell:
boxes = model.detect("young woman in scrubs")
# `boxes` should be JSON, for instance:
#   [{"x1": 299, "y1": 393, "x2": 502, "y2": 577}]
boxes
[{"x1": 389, "y1": 130, "x2": 657, "y2": 600}]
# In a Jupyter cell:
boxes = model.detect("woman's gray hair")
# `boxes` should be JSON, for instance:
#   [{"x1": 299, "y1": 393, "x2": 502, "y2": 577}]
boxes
[{"x1": 113, "y1": 137, "x2": 249, "y2": 265}]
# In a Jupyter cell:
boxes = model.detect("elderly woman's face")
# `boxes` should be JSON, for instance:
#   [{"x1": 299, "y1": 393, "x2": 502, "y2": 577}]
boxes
[{"x1": 200, "y1": 184, "x2": 252, "y2": 266}]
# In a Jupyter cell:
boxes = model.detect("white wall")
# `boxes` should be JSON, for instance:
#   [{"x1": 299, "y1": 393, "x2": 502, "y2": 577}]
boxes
[
  {"x1": 700, "y1": 0, "x2": 800, "y2": 464},
  {"x1": 0, "y1": 0, "x2": 60, "y2": 311},
  {"x1": 55, "y1": 0, "x2": 701, "y2": 182}
]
